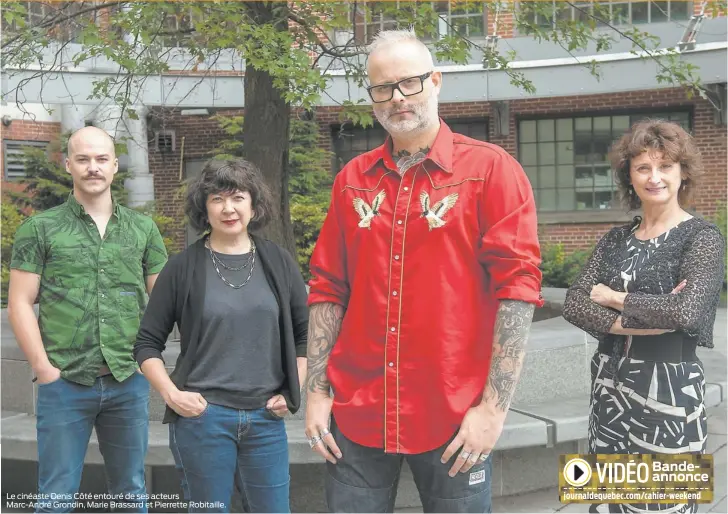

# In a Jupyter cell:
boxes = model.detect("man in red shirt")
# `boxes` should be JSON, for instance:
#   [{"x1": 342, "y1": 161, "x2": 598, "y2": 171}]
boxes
[{"x1": 305, "y1": 28, "x2": 543, "y2": 513}]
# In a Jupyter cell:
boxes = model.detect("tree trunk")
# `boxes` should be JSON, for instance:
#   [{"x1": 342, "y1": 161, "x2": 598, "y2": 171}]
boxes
[{"x1": 242, "y1": 2, "x2": 296, "y2": 256}]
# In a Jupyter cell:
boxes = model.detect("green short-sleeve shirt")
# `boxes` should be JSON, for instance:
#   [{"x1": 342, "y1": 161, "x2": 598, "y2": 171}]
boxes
[{"x1": 10, "y1": 194, "x2": 168, "y2": 386}]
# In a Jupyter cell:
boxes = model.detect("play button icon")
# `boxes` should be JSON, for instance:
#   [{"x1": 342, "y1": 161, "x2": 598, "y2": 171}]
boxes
[{"x1": 563, "y1": 458, "x2": 592, "y2": 487}]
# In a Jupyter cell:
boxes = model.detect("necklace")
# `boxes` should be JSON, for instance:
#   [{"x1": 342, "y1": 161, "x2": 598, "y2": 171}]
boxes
[{"x1": 206, "y1": 235, "x2": 256, "y2": 289}]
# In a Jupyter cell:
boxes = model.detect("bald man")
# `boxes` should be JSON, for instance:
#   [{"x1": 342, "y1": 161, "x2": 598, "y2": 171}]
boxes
[
  {"x1": 8, "y1": 126, "x2": 167, "y2": 513},
  {"x1": 305, "y1": 29, "x2": 543, "y2": 512}
]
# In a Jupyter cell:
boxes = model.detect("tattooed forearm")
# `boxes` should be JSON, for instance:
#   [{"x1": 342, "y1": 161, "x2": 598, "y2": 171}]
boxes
[
  {"x1": 306, "y1": 302, "x2": 345, "y2": 394},
  {"x1": 483, "y1": 300, "x2": 535, "y2": 412}
]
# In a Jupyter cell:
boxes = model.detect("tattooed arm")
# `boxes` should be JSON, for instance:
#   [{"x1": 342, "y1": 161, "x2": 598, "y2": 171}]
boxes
[
  {"x1": 304, "y1": 302, "x2": 345, "y2": 463},
  {"x1": 306, "y1": 302, "x2": 345, "y2": 394},
  {"x1": 482, "y1": 300, "x2": 535, "y2": 411},
  {"x1": 441, "y1": 299, "x2": 535, "y2": 476}
]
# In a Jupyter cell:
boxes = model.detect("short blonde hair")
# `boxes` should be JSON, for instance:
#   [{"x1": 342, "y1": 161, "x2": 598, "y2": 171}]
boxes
[{"x1": 367, "y1": 28, "x2": 434, "y2": 70}]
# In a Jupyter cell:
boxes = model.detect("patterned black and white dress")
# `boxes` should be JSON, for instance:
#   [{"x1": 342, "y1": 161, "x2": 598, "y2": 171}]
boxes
[{"x1": 563, "y1": 217, "x2": 726, "y2": 514}]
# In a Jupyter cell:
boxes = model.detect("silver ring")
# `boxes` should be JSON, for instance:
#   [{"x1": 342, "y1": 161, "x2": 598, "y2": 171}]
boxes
[
  {"x1": 321, "y1": 428, "x2": 331, "y2": 437},
  {"x1": 460, "y1": 451, "x2": 472, "y2": 460},
  {"x1": 308, "y1": 435, "x2": 322, "y2": 448},
  {"x1": 468, "y1": 453, "x2": 480, "y2": 464},
  {"x1": 478, "y1": 454, "x2": 488, "y2": 462}
]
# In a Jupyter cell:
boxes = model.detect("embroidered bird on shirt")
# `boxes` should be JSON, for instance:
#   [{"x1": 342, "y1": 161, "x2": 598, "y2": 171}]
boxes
[
  {"x1": 353, "y1": 190, "x2": 386, "y2": 229},
  {"x1": 420, "y1": 192, "x2": 459, "y2": 230}
]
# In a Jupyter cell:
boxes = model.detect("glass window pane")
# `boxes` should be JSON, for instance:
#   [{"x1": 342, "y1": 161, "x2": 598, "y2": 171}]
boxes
[
  {"x1": 594, "y1": 165, "x2": 612, "y2": 190},
  {"x1": 557, "y1": 189, "x2": 576, "y2": 211},
  {"x1": 669, "y1": 112, "x2": 690, "y2": 130},
  {"x1": 556, "y1": 118, "x2": 573, "y2": 140},
  {"x1": 593, "y1": 116, "x2": 611, "y2": 134},
  {"x1": 540, "y1": 166, "x2": 557, "y2": 188},
  {"x1": 557, "y1": 165, "x2": 575, "y2": 188},
  {"x1": 576, "y1": 191, "x2": 594, "y2": 210},
  {"x1": 520, "y1": 144, "x2": 538, "y2": 166},
  {"x1": 595, "y1": 190, "x2": 614, "y2": 210},
  {"x1": 351, "y1": 134, "x2": 368, "y2": 151},
  {"x1": 523, "y1": 166, "x2": 539, "y2": 188},
  {"x1": 520, "y1": 120, "x2": 537, "y2": 143},
  {"x1": 670, "y1": 0, "x2": 689, "y2": 20},
  {"x1": 593, "y1": 135, "x2": 612, "y2": 164},
  {"x1": 434, "y1": 1, "x2": 449, "y2": 14},
  {"x1": 574, "y1": 2, "x2": 592, "y2": 23},
  {"x1": 537, "y1": 119, "x2": 556, "y2": 141},
  {"x1": 575, "y1": 166, "x2": 594, "y2": 190},
  {"x1": 540, "y1": 143, "x2": 556, "y2": 165},
  {"x1": 557, "y1": 142, "x2": 574, "y2": 164},
  {"x1": 651, "y1": 1, "x2": 668, "y2": 22},
  {"x1": 611, "y1": 1, "x2": 629, "y2": 24},
  {"x1": 612, "y1": 115, "x2": 630, "y2": 134},
  {"x1": 575, "y1": 117, "x2": 592, "y2": 133},
  {"x1": 465, "y1": 15, "x2": 484, "y2": 37},
  {"x1": 540, "y1": 189, "x2": 557, "y2": 211},
  {"x1": 632, "y1": 1, "x2": 648, "y2": 22}
]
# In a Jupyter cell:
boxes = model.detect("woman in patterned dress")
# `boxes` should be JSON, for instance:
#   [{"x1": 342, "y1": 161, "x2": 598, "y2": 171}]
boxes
[{"x1": 563, "y1": 119, "x2": 725, "y2": 513}]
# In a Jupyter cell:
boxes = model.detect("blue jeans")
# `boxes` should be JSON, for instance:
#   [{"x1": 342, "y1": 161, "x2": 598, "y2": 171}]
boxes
[
  {"x1": 326, "y1": 416, "x2": 493, "y2": 513},
  {"x1": 36, "y1": 372, "x2": 150, "y2": 513},
  {"x1": 169, "y1": 404, "x2": 290, "y2": 513}
]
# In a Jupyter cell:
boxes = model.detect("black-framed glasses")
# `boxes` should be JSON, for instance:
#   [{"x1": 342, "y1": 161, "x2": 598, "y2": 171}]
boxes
[{"x1": 366, "y1": 71, "x2": 433, "y2": 103}]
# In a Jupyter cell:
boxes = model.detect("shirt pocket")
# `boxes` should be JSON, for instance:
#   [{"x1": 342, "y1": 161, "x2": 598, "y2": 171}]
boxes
[
  {"x1": 45, "y1": 244, "x2": 95, "y2": 290},
  {"x1": 116, "y1": 243, "x2": 145, "y2": 286}
]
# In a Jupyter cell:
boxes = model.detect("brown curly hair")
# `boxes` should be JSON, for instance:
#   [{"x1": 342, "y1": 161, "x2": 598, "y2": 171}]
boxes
[
  {"x1": 185, "y1": 159, "x2": 273, "y2": 233},
  {"x1": 609, "y1": 119, "x2": 703, "y2": 211}
]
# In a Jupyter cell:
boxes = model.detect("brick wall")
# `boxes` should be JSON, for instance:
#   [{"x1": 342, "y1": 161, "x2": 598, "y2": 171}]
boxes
[
  {"x1": 313, "y1": 88, "x2": 727, "y2": 253},
  {"x1": 4, "y1": 88, "x2": 724, "y2": 255}
]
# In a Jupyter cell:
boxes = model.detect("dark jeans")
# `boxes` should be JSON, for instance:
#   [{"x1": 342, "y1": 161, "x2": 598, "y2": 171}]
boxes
[
  {"x1": 36, "y1": 373, "x2": 150, "y2": 513},
  {"x1": 169, "y1": 404, "x2": 290, "y2": 513},
  {"x1": 326, "y1": 417, "x2": 493, "y2": 513}
]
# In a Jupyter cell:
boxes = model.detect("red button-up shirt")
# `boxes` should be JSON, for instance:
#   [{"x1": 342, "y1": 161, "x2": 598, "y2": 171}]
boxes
[{"x1": 308, "y1": 121, "x2": 543, "y2": 454}]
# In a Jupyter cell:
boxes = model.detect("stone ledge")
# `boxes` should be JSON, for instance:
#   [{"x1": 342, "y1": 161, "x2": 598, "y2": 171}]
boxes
[
  {"x1": 0, "y1": 407, "x2": 549, "y2": 466},
  {"x1": 513, "y1": 382, "x2": 724, "y2": 445}
]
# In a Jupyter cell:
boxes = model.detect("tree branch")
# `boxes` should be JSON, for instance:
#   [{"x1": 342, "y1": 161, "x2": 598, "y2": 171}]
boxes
[{"x1": 2, "y1": 1, "x2": 123, "y2": 50}]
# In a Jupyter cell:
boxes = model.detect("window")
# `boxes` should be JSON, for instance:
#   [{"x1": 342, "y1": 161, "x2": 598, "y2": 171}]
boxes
[
  {"x1": 3, "y1": 2, "x2": 93, "y2": 42},
  {"x1": 3, "y1": 140, "x2": 49, "y2": 180},
  {"x1": 518, "y1": 112, "x2": 690, "y2": 212},
  {"x1": 519, "y1": 0, "x2": 691, "y2": 29},
  {"x1": 332, "y1": 124, "x2": 388, "y2": 171},
  {"x1": 160, "y1": 7, "x2": 195, "y2": 48},
  {"x1": 332, "y1": 118, "x2": 488, "y2": 171},
  {"x1": 353, "y1": 1, "x2": 487, "y2": 45}
]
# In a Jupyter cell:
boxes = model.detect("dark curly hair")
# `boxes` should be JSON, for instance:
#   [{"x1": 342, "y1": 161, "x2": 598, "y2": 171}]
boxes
[
  {"x1": 185, "y1": 159, "x2": 273, "y2": 233},
  {"x1": 610, "y1": 119, "x2": 703, "y2": 211}
]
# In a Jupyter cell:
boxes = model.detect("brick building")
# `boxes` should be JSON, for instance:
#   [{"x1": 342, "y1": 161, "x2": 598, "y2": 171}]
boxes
[{"x1": 2, "y1": 1, "x2": 726, "y2": 254}]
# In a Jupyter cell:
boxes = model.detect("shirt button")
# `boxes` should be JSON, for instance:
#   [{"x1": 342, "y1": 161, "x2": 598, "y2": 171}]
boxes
[
  {"x1": 100, "y1": 293, "x2": 105, "y2": 298},
  {"x1": 390, "y1": 327, "x2": 396, "y2": 332},
  {"x1": 392, "y1": 291, "x2": 398, "y2": 296},
  {"x1": 388, "y1": 362, "x2": 394, "y2": 367},
  {"x1": 397, "y1": 220, "x2": 403, "y2": 225},
  {"x1": 100, "y1": 269, "x2": 105, "y2": 273},
  {"x1": 394, "y1": 255, "x2": 400, "y2": 260},
  {"x1": 101, "y1": 319, "x2": 105, "y2": 323},
  {"x1": 404, "y1": 187, "x2": 409, "y2": 192}
]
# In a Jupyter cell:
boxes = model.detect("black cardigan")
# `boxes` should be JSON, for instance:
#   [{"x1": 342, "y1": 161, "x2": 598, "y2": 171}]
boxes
[
  {"x1": 134, "y1": 235, "x2": 308, "y2": 424},
  {"x1": 563, "y1": 216, "x2": 725, "y2": 355}
]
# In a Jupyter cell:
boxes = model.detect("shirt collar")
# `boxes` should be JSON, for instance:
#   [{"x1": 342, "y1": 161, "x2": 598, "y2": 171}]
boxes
[
  {"x1": 362, "y1": 119, "x2": 454, "y2": 175},
  {"x1": 66, "y1": 192, "x2": 122, "y2": 219}
]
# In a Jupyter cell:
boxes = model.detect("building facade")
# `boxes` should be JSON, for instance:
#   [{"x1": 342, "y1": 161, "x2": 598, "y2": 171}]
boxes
[{"x1": 2, "y1": 1, "x2": 726, "y2": 254}]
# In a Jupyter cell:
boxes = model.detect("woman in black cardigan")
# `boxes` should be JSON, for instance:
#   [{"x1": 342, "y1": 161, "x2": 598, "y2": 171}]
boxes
[
  {"x1": 563, "y1": 120, "x2": 725, "y2": 513},
  {"x1": 134, "y1": 159, "x2": 308, "y2": 513}
]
